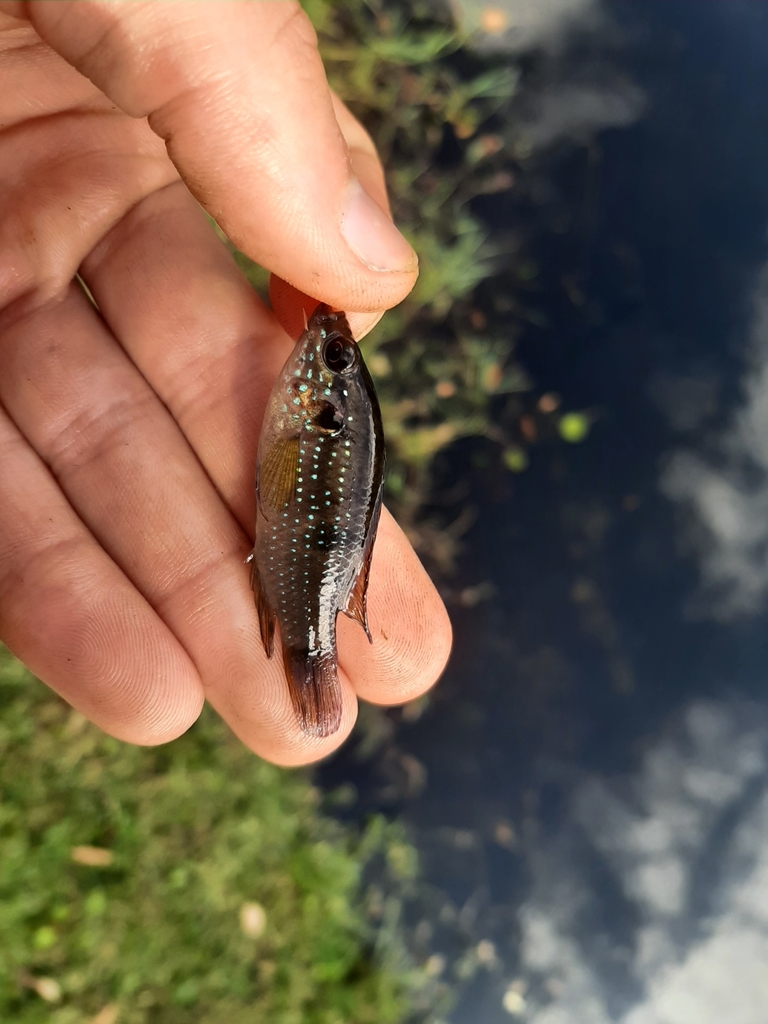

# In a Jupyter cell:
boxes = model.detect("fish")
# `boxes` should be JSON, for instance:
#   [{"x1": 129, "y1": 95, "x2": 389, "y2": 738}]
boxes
[{"x1": 248, "y1": 303, "x2": 385, "y2": 737}]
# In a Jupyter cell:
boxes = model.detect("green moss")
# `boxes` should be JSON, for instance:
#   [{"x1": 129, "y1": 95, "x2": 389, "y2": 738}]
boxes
[{"x1": 0, "y1": 647, "x2": 444, "y2": 1024}]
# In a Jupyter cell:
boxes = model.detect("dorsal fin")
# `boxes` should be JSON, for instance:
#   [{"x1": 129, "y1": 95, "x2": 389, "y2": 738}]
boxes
[{"x1": 256, "y1": 435, "x2": 300, "y2": 519}]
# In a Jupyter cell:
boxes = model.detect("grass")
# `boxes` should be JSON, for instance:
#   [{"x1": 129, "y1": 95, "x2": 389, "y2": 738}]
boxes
[{"x1": 0, "y1": 647, "x2": 448, "y2": 1024}]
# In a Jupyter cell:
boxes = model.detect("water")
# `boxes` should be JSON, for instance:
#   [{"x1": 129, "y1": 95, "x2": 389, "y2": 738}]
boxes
[{"x1": 324, "y1": 3, "x2": 768, "y2": 1021}]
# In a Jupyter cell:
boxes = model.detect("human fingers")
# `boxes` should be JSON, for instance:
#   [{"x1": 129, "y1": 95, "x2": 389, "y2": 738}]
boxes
[
  {"x1": 79, "y1": 184, "x2": 451, "y2": 715},
  {"x1": 337, "y1": 510, "x2": 452, "y2": 706},
  {"x1": 14, "y1": 0, "x2": 418, "y2": 313},
  {"x1": 0, "y1": 406, "x2": 204, "y2": 745}
]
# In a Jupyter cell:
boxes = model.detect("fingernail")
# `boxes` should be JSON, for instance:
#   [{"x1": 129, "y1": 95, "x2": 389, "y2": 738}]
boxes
[{"x1": 340, "y1": 179, "x2": 418, "y2": 273}]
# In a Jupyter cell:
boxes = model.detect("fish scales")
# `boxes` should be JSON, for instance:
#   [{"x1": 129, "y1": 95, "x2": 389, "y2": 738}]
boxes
[{"x1": 249, "y1": 304, "x2": 385, "y2": 736}]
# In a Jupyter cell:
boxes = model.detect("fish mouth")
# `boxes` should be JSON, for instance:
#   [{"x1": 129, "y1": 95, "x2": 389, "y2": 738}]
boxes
[
  {"x1": 312, "y1": 302, "x2": 341, "y2": 321},
  {"x1": 311, "y1": 304, "x2": 353, "y2": 337}
]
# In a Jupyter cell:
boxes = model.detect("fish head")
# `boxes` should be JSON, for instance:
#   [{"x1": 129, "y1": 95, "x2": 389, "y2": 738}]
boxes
[{"x1": 266, "y1": 303, "x2": 365, "y2": 440}]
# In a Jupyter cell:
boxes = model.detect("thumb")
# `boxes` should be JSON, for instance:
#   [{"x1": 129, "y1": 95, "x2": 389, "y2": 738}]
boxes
[{"x1": 18, "y1": 0, "x2": 418, "y2": 313}]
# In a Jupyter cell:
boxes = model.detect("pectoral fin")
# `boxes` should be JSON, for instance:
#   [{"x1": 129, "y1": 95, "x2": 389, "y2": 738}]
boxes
[{"x1": 256, "y1": 436, "x2": 300, "y2": 519}]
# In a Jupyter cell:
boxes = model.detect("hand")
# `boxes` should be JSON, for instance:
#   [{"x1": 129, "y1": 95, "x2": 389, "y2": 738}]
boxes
[{"x1": 0, "y1": 1, "x2": 451, "y2": 765}]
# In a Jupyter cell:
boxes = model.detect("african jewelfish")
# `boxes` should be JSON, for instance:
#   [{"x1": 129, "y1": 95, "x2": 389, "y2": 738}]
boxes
[{"x1": 249, "y1": 304, "x2": 385, "y2": 737}]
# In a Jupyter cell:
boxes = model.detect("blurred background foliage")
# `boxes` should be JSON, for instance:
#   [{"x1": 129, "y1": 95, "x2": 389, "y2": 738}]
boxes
[{"x1": 1, "y1": 1, "x2": 594, "y2": 1021}]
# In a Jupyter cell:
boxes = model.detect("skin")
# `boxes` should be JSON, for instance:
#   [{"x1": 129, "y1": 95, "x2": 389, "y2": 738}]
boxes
[{"x1": 0, "y1": 1, "x2": 452, "y2": 767}]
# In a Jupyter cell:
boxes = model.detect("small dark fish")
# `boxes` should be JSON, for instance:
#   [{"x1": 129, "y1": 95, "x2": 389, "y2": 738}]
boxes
[{"x1": 249, "y1": 304, "x2": 385, "y2": 737}]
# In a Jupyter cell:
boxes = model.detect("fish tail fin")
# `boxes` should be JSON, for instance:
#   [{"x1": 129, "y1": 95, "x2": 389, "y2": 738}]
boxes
[{"x1": 281, "y1": 646, "x2": 342, "y2": 738}]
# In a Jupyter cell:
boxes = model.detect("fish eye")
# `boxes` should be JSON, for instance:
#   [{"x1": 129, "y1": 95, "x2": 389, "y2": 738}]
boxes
[{"x1": 322, "y1": 333, "x2": 358, "y2": 374}]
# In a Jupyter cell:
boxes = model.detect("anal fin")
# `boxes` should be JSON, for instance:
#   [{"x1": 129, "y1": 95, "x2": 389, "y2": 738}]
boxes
[
  {"x1": 249, "y1": 553, "x2": 276, "y2": 658},
  {"x1": 342, "y1": 554, "x2": 373, "y2": 642},
  {"x1": 282, "y1": 646, "x2": 342, "y2": 737}
]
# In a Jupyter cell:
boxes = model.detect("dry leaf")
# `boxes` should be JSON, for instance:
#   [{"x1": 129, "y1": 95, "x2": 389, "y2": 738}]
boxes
[{"x1": 71, "y1": 846, "x2": 114, "y2": 867}]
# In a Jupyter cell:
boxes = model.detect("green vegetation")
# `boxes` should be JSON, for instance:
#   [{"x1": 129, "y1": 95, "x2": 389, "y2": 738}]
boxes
[{"x1": 0, "y1": 647, "x2": 447, "y2": 1024}]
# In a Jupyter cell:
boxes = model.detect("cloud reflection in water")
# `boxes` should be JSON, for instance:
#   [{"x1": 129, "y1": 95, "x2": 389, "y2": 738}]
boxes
[
  {"x1": 518, "y1": 701, "x2": 768, "y2": 1023},
  {"x1": 662, "y1": 259, "x2": 768, "y2": 619},
  {"x1": 453, "y1": 0, "x2": 646, "y2": 156}
]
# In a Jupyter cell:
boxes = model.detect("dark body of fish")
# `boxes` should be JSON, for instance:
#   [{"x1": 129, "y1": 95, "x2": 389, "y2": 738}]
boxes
[{"x1": 250, "y1": 304, "x2": 385, "y2": 737}]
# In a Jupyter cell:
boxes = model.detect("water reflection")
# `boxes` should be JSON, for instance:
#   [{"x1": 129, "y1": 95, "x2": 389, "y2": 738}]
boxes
[
  {"x1": 324, "y1": 2, "x2": 768, "y2": 1020},
  {"x1": 662, "y1": 258, "x2": 768, "y2": 620},
  {"x1": 455, "y1": 0, "x2": 604, "y2": 56},
  {"x1": 520, "y1": 700, "x2": 768, "y2": 1024},
  {"x1": 457, "y1": 0, "x2": 646, "y2": 157}
]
